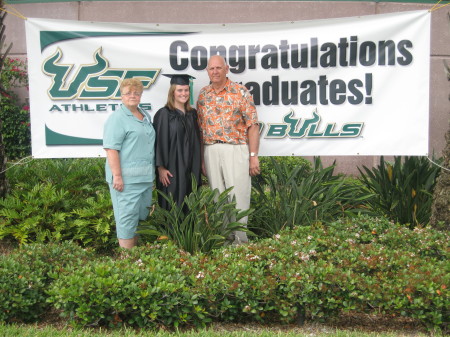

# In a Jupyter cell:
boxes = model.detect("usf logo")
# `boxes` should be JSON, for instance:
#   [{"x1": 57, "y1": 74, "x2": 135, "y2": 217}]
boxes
[
  {"x1": 265, "y1": 109, "x2": 364, "y2": 138},
  {"x1": 43, "y1": 48, "x2": 160, "y2": 100}
]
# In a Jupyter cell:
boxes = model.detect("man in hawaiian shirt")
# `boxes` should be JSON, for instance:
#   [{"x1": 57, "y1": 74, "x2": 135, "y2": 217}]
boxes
[{"x1": 197, "y1": 55, "x2": 260, "y2": 244}]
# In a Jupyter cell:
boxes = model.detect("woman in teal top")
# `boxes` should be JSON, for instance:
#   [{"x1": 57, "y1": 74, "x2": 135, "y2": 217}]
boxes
[{"x1": 103, "y1": 78, "x2": 155, "y2": 249}]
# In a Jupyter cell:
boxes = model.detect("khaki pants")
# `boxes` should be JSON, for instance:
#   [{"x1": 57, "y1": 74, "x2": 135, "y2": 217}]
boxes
[{"x1": 204, "y1": 143, "x2": 251, "y2": 243}]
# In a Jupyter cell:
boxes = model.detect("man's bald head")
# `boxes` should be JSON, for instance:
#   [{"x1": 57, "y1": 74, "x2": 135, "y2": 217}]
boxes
[{"x1": 207, "y1": 55, "x2": 229, "y2": 89}]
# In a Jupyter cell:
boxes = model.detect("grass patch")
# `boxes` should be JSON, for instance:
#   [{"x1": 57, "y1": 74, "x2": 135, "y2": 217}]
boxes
[{"x1": 0, "y1": 321, "x2": 433, "y2": 337}]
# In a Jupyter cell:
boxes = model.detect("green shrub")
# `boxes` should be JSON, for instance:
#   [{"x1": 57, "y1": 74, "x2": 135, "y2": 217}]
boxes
[
  {"x1": 140, "y1": 182, "x2": 251, "y2": 254},
  {"x1": 6, "y1": 158, "x2": 107, "y2": 196},
  {"x1": 0, "y1": 183, "x2": 72, "y2": 244},
  {"x1": 358, "y1": 156, "x2": 441, "y2": 228},
  {"x1": 0, "y1": 96, "x2": 30, "y2": 161},
  {"x1": 257, "y1": 156, "x2": 312, "y2": 183},
  {"x1": 0, "y1": 258, "x2": 46, "y2": 322},
  {"x1": 70, "y1": 192, "x2": 116, "y2": 251},
  {"x1": 9, "y1": 241, "x2": 95, "y2": 278},
  {"x1": 379, "y1": 258, "x2": 448, "y2": 330},
  {"x1": 250, "y1": 157, "x2": 369, "y2": 237},
  {"x1": 47, "y1": 243, "x2": 208, "y2": 328},
  {"x1": 189, "y1": 248, "x2": 279, "y2": 323},
  {"x1": 0, "y1": 57, "x2": 31, "y2": 160},
  {"x1": 0, "y1": 184, "x2": 115, "y2": 248},
  {"x1": 2, "y1": 215, "x2": 447, "y2": 331},
  {"x1": 0, "y1": 241, "x2": 93, "y2": 323},
  {"x1": 1, "y1": 158, "x2": 116, "y2": 249},
  {"x1": 308, "y1": 216, "x2": 449, "y2": 330},
  {"x1": 184, "y1": 216, "x2": 448, "y2": 329}
]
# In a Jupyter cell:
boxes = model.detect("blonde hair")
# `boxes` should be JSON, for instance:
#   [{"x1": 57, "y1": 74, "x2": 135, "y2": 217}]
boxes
[
  {"x1": 165, "y1": 84, "x2": 193, "y2": 111},
  {"x1": 120, "y1": 78, "x2": 144, "y2": 94}
]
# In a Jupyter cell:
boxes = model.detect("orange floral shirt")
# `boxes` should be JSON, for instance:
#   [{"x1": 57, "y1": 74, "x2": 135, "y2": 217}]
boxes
[{"x1": 197, "y1": 79, "x2": 258, "y2": 145}]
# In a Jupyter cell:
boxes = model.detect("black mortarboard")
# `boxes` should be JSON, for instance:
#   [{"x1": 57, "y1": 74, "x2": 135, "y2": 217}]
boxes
[{"x1": 162, "y1": 74, "x2": 195, "y2": 86}]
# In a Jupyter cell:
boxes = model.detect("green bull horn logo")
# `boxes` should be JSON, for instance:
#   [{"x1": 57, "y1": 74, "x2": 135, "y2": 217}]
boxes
[
  {"x1": 43, "y1": 47, "x2": 160, "y2": 100},
  {"x1": 264, "y1": 109, "x2": 364, "y2": 139}
]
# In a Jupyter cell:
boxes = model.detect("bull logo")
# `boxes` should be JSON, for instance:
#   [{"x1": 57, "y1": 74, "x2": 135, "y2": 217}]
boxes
[{"x1": 42, "y1": 47, "x2": 160, "y2": 100}]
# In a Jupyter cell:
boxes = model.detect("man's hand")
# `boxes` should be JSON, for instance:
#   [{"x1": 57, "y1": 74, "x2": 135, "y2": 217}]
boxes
[
  {"x1": 247, "y1": 124, "x2": 260, "y2": 176},
  {"x1": 249, "y1": 156, "x2": 260, "y2": 176},
  {"x1": 201, "y1": 160, "x2": 207, "y2": 177}
]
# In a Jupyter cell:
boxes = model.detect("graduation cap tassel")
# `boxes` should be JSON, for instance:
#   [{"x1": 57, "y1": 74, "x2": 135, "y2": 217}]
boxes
[{"x1": 190, "y1": 77, "x2": 194, "y2": 106}]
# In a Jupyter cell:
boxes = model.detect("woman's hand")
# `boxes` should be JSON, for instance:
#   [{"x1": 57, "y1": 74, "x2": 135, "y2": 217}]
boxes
[
  {"x1": 112, "y1": 174, "x2": 124, "y2": 192},
  {"x1": 158, "y1": 166, "x2": 173, "y2": 187},
  {"x1": 105, "y1": 149, "x2": 124, "y2": 191}
]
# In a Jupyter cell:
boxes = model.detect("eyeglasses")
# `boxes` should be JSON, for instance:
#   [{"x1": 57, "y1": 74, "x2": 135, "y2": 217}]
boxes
[{"x1": 122, "y1": 92, "x2": 142, "y2": 96}]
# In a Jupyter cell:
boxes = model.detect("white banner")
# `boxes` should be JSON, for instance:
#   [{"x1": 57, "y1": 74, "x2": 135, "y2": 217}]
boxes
[{"x1": 25, "y1": 11, "x2": 430, "y2": 158}]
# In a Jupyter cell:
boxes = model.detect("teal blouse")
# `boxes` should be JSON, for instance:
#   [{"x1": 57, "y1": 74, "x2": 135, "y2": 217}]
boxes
[{"x1": 103, "y1": 104, "x2": 155, "y2": 184}]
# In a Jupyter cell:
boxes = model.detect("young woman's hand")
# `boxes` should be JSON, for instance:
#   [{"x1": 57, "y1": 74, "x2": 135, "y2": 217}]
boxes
[{"x1": 158, "y1": 166, "x2": 173, "y2": 187}]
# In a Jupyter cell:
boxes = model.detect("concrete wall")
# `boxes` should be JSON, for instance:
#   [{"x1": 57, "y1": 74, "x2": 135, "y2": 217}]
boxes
[{"x1": 5, "y1": 1, "x2": 449, "y2": 174}]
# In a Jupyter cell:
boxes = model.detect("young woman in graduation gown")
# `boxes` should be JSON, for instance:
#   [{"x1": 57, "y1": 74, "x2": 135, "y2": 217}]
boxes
[{"x1": 153, "y1": 74, "x2": 201, "y2": 210}]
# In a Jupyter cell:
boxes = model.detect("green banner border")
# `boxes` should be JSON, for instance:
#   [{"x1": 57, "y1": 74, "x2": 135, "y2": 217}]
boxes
[
  {"x1": 45, "y1": 125, "x2": 102, "y2": 146},
  {"x1": 40, "y1": 31, "x2": 193, "y2": 51}
]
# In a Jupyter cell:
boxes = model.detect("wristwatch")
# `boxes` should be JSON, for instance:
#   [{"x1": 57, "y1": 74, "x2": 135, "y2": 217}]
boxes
[{"x1": 250, "y1": 152, "x2": 258, "y2": 157}]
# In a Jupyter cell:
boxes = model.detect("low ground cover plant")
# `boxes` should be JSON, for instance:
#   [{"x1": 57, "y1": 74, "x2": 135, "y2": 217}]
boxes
[
  {"x1": 47, "y1": 243, "x2": 208, "y2": 329},
  {"x1": 1, "y1": 216, "x2": 448, "y2": 333},
  {"x1": 0, "y1": 241, "x2": 94, "y2": 322}
]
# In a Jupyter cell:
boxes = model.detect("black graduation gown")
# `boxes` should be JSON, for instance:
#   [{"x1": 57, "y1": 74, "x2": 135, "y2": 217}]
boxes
[{"x1": 153, "y1": 107, "x2": 201, "y2": 210}]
